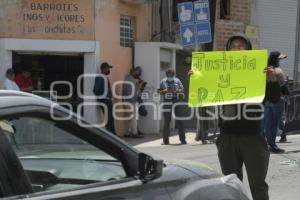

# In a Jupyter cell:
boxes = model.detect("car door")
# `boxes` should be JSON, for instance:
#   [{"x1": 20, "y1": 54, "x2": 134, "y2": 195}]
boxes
[{"x1": 0, "y1": 105, "x2": 171, "y2": 200}]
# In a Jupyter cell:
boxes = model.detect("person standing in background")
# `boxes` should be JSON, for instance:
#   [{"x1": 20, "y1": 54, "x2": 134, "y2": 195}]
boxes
[
  {"x1": 195, "y1": 107, "x2": 211, "y2": 144},
  {"x1": 263, "y1": 51, "x2": 288, "y2": 153},
  {"x1": 3, "y1": 69, "x2": 20, "y2": 91},
  {"x1": 15, "y1": 70, "x2": 33, "y2": 93},
  {"x1": 123, "y1": 67, "x2": 143, "y2": 138},
  {"x1": 93, "y1": 62, "x2": 116, "y2": 134},
  {"x1": 135, "y1": 66, "x2": 148, "y2": 136},
  {"x1": 160, "y1": 69, "x2": 186, "y2": 145}
]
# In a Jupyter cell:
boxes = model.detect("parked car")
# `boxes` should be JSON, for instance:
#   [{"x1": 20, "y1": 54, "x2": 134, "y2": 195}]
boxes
[{"x1": 0, "y1": 90, "x2": 251, "y2": 200}]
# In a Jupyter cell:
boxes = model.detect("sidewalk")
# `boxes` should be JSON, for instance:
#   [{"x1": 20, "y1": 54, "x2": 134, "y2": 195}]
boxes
[
  {"x1": 122, "y1": 132, "x2": 215, "y2": 148},
  {"x1": 122, "y1": 131, "x2": 300, "y2": 148}
]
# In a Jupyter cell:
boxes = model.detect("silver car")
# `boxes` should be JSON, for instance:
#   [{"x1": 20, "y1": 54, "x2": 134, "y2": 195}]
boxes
[{"x1": 0, "y1": 90, "x2": 250, "y2": 200}]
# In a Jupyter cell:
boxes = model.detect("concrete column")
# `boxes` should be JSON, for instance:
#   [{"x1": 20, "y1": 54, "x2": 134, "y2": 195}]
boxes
[
  {"x1": 0, "y1": 39, "x2": 12, "y2": 89},
  {"x1": 83, "y1": 41, "x2": 100, "y2": 125}
]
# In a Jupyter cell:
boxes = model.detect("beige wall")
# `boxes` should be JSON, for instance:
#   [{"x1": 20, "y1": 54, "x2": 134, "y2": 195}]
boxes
[
  {"x1": 96, "y1": 0, "x2": 152, "y2": 81},
  {"x1": 0, "y1": 0, "x2": 95, "y2": 40},
  {"x1": 96, "y1": 0, "x2": 152, "y2": 135}
]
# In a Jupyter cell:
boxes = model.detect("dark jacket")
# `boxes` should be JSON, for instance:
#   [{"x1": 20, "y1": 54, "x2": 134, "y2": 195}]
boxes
[
  {"x1": 219, "y1": 34, "x2": 262, "y2": 135},
  {"x1": 265, "y1": 51, "x2": 289, "y2": 104},
  {"x1": 93, "y1": 74, "x2": 112, "y2": 100}
]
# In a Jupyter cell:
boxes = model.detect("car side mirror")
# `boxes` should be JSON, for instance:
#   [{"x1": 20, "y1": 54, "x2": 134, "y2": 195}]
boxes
[{"x1": 138, "y1": 153, "x2": 163, "y2": 182}]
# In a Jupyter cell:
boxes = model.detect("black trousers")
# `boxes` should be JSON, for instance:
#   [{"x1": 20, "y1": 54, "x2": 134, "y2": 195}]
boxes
[
  {"x1": 197, "y1": 107, "x2": 209, "y2": 141},
  {"x1": 99, "y1": 99, "x2": 116, "y2": 134},
  {"x1": 163, "y1": 101, "x2": 186, "y2": 143},
  {"x1": 216, "y1": 134, "x2": 270, "y2": 200}
]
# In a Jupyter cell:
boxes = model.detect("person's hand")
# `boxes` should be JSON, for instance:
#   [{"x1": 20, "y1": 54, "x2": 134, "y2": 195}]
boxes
[
  {"x1": 264, "y1": 67, "x2": 275, "y2": 74},
  {"x1": 159, "y1": 88, "x2": 168, "y2": 93},
  {"x1": 187, "y1": 69, "x2": 194, "y2": 76},
  {"x1": 167, "y1": 88, "x2": 176, "y2": 93},
  {"x1": 279, "y1": 54, "x2": 287, "y2": 59},
  {"x1": 264, "y1": 67, "x2": 276, "y2": 79}
]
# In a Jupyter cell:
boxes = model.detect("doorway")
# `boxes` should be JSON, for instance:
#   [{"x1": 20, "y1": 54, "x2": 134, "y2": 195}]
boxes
[{"x1": 12, "y1": 53, "x2": 84, "y2": 112}]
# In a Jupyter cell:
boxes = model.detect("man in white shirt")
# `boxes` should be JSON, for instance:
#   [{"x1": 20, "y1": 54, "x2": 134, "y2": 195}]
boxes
[{"x1": 3, "y1": 69, "x2": 20, "y2": 91}]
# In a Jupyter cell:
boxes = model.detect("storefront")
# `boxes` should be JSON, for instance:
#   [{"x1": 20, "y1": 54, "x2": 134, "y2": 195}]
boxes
[
  {"x1": 0, "y1": 0, "x2": 99, "y2": 124},
  {"x1": 0, "y1": 38, "x2": 100, "y2": 123}
]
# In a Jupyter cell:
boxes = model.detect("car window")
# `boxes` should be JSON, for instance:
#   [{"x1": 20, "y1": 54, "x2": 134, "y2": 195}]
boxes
[{"x1": 0, "y1": 116, "x2": 126, "y2": 194}]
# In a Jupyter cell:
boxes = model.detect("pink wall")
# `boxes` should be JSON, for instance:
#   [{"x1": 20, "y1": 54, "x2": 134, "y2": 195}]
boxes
[{"x1": 96, "y1": 0, "x2": 152, "y2": 135}]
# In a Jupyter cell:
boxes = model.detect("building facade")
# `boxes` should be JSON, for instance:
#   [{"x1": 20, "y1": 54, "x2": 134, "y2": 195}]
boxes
[
  {"x1": 154, "y1": 0, "x2": 300, "y2": 81},
  {"x1": 2, "y1": 0, "x2": 300, "y2": 135},
  {"x1": 152, "y1": 0, "x2": 300, "y2": 132},
  {"x1": 0, "y1": 0, "x2": 153, "y2": 135},
  {"x1": 214, "y1": 0, "x2": 251, "y2": 50}
]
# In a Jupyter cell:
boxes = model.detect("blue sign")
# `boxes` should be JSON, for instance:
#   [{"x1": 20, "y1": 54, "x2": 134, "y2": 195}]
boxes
[
  {"x1": 196, "y1": 22, "x2": 212, "y2": 44},
  {"x1": 177, "y1": 2, "x2": 194, "y2": 24},
  {"x1": 180, "y1": 24, "x2": 196, "y2": 46},
  {"x1": 194, "y1": 0, "x2": 210, "y2": 22}
]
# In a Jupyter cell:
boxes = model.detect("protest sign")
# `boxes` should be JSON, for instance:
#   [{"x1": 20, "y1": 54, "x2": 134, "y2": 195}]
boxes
[{"x1": 188, "y1": 50, "x2": 268, "y2": 107}]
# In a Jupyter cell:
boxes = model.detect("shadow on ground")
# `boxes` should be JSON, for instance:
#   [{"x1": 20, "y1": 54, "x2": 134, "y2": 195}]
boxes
[{"x1": 120, "y1": 134, "x2": 161, "y2": 146}]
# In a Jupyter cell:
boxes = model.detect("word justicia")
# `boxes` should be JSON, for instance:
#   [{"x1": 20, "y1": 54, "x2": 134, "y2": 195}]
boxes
[{"x1": 193, "y1": 52, "x2": 257, "y2": 71}]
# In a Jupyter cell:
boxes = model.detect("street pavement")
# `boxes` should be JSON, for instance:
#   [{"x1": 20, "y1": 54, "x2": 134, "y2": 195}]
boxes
[{"x1": 124, "y1": 133, "x2": 300, "y2": 200}]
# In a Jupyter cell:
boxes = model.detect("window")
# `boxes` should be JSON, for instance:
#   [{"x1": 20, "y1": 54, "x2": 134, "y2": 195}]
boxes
[
  {"x1": 220, "y1": 0, "x2": 230, "y2": 20},
  {"x1": 0, "y1": 117, "x2": 126, "y2": 195},
  {"x1": 120, "y1": 15, "x2": 134, "y2": 47}
]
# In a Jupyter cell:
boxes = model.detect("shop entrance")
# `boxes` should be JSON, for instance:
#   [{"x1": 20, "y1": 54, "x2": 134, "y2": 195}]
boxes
[{"x1": 12, "y1": 52, "x2": 84, "y2": 112}]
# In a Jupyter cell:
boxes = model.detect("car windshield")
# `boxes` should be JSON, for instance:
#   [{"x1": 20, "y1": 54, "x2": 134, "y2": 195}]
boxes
[{"x1": 0, "y1": 116, "x2": 126, "y2": 193}]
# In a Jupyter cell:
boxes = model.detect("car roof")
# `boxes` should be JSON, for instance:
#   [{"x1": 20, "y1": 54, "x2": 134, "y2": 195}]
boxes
[
  {"x1": 0, "y1": 90, "x2": 98, "y2": 128},
  {"x1": 0, "y1": 90, "x2": 56, "y2": 109}
]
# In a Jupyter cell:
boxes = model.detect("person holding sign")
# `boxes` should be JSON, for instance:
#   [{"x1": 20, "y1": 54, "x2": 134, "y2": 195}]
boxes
[
  {"x1": 160, "y1": 69, "x2": 186, "y2": 145},
  {"x1": 188, "y1": 34, "x2": 270, "y2": 200},
  {"x1": 217, "y1": 35, "x2": 270, "y2": 200}
]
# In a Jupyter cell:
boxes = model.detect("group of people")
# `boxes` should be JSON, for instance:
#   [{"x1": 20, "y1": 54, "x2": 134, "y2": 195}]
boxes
[
  {"x1": 93, "y1": 62, "x2": 187, "y2": 142},
  {"x1": 3, "y1": 68, "x2": 33, "y2": 92},
  {"x1": 0, "y1": 32, "x2": 290, "y2": 200},
  {"x1": 93, "y1": 62, "x2": 146, "y2": 137},
  {"x1": 7, "y1": 34, "x2": 278, "y2": 200}
]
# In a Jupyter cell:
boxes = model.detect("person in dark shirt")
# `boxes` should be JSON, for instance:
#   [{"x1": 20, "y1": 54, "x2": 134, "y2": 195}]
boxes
[
  {"x1": 188, "y1": 34, "x2": 270, "y2": 200},
  {"x1": 263, "y1": 51, "x2": 288, "y2": 152},
  {"x1": 93, "y1": 62, "x2": 115, "y2": 134},
  {"x1": 218, "y1": 35, "x2": 270, "y2": 200}
]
